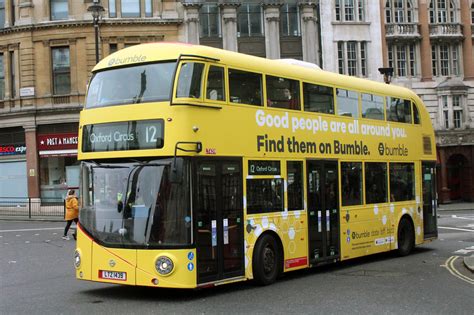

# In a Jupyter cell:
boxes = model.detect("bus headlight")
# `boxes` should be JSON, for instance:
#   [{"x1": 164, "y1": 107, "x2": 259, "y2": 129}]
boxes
[
  {"x1": 155, "y1": 256, "x2": 174, "y2": 276},
  {"x1": 74, "y1": 250, "x2": 81, "y2": 269}
]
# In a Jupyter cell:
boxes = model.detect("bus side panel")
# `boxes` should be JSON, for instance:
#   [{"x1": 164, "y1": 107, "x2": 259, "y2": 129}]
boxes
[
  {"x1": 91, "y1": 244, "x2": 137, "y2": 285},
  {"x1": 244, "y1": 212, "x2": 308, "y2": 279},
  {"x1": 76, "y1": 226, "x2": 92, "y2": 281},
  {"x1": 136, "y1": 249, "x2": 197, "y2": 288},
  {"x1": 340, "y1": 205, "x2": 393, "y2": 260}
]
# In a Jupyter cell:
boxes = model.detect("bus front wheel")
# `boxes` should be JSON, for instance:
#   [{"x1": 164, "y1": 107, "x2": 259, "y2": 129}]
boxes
[
  {"x1": 397, "y1": 217, "x2": 415, "y2": 256},
  {"x1": 252, "y1": 234, "x2": 281, "y2": 285}
]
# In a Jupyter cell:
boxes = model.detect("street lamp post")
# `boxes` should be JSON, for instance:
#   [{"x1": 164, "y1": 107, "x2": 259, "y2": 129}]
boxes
[{"x1": 87, "y1": 1, "x2": 105, "y2": 64}]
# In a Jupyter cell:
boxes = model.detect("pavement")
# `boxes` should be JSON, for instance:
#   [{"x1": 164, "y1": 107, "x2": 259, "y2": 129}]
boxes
[
  {"x1": 437, "y1": 202, "x2": 474, "y2": 273},
  {"x1": 437, "y1": 202, "x2": 474, "y2": 212}
]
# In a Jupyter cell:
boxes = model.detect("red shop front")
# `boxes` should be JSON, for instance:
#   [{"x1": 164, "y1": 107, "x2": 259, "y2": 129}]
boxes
[{"x1": 38, "y1": 133, "x2": 79, "y2": 200}]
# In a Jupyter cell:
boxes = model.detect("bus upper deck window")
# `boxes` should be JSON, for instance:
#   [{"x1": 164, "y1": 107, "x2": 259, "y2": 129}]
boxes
[
  {"x1": 303, "y1": 83, "x2": 334, "y2": 114},
  {"x1": 229, "y1": 69, "x2": 263, "y2": 106},
  {"x1": 177, "y1": 62, "x2": 204, "y2": 98},
  {"x1": 361, "y1": 93, "x2": 385, "y2": 121},
  {"x1": 266, "y1": 75, "x2": 300, "y2": 110},
  {"x1": 336, "y1": 89, "x2": 359, "y2": 118},
  {"x1": 413, "y1": 103, "x2": 420, "y2": 124},
  {"x1": 387, "y1": 97, "x2": 412, "y2": 124},
  {"x1": 206, "y1": 66, "x2": 226, "y2": 101}
]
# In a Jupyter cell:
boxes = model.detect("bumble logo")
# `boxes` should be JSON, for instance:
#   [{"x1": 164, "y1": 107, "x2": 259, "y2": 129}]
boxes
[{"x1": 108, "y1": 54, "x2": 147, "y2": 66}]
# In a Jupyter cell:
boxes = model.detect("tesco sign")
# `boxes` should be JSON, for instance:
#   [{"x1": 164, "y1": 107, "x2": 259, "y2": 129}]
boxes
[{"x1": 0, "y1": 145, "x2": 27, "y2": 156}]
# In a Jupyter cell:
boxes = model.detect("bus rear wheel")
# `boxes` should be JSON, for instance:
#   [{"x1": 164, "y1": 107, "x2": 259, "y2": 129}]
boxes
[
  {"x1": 253, "y1": 234, "x2": 281, "y2": 285},
  {"x1": 397, "y1": 217, "x2": 415, "y2": 256}
]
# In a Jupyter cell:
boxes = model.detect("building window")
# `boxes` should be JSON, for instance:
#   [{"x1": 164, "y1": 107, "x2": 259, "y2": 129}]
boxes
[
  {"x1": 347, "y1": 41, "x2": 357, "y2": 75},
  {"x1": 109, "y1": 0, "x2": 117, "y2": 18},
  {"x1": 0, "y1": 0, "x2": 4, "y2": 29},
  {"x1": 335, "y1": 0, "x2": 365, "y2": 22},
  {"x1": 238, "y1": 3, "x2": 263, "y2": 37},
  {"x1": 50, "y1": 0, "x2": 68, "y2": 20},
  {"x1": 385, "y1": 0, "x2": 414, "y2": 23},
  {"x1": 52, "y1": 47, "x2": 70, "y2": 95},
  {"x1": 440, "y1": 94, "x2": 464, "y2": 129},
  {"x1": 337, "y1": 41, "x2": 367, "y2": 77},
  {"x1": 40, "y1": 156, "x2": 80, "y2": 199},
  {"x1": 442, "y1": 95, "x2": 449, "y2": 128},
  {"x1": 471, "y1": 3, "x2": 474, "y2": 23},
  {"x1": 453, "y1": 109, "x2": 462, "y2": 129},
  {"x1": 388, "y1": 44, "x2": 416, "y2": 77},
  {"x1": 0, "y1": 54, "x2": 3, "y2": 99},
  {"x1": 9, "y1": 51, "x2": 15, "y2": 98},
  {"x1": 280, "y1": 4, "x2": 300, "y2": 36},
  {"x1": 199, "y1": 4, "x2": 220, "y2": 38},
  {"x1": 431, "y1": 44, "x2": 459, "y2": 76},
  {"x1": 429, "y1": 0, "x2": 455, "y2": 23},
  {"x1": 109, "y1": 43, "x2": 118, "y2": 54},
  {"x1": 145, "y1": 0, "x2": 152, "y2": 17},
  {"x1": 122, "y1": 0, "x2": 140, "y2": 18}
]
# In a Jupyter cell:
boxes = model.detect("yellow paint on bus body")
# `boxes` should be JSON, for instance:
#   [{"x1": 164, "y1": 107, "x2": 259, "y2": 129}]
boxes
[{"x1": 77, "y1": 43, "x2": 436, "y2": 288}]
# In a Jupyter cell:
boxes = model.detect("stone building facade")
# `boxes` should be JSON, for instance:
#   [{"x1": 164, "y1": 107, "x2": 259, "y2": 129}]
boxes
[{"x1": 380, "y1": 0, "x2": 474, "y2": 202}]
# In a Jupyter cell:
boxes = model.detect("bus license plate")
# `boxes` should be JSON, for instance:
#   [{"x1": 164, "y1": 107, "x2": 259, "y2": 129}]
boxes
[{"x1": 99, "y1": 270, "x2": 127, "y2": 281}]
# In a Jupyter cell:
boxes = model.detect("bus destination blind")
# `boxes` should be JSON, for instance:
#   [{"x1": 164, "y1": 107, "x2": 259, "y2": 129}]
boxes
[{"x1": 82, "y1": 119, "x2": 164, "y2": 152}]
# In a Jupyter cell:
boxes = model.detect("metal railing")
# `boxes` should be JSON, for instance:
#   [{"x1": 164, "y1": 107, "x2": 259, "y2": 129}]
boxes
[{"x1": 0, "y1": 197, "x2": 65, "y2": 218}]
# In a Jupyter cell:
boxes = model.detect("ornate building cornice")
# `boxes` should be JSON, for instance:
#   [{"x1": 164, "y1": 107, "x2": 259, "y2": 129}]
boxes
[{"x1": 0, "y1": 18, "x2": 183, "y2": 35}]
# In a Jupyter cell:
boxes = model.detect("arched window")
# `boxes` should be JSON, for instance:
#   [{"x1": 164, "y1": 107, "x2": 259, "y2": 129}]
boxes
[
  {"x1": 429, "y1": 0, "x2": 456, "y2": 23},
  {"x1": 385, "y1": 0, "x2": 414, "y2": 23}
]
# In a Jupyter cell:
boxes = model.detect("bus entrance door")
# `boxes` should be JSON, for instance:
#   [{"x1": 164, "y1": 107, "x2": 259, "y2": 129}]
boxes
[
  {"x1": 194, "y1": 159, "x2": 244, "y2": 284},
  {"x1": 307, "y1": 160, "x2": 340, "y2": 265},
  {"x1": 422, "y1": 162, "x2": 437, "y2": 239}
]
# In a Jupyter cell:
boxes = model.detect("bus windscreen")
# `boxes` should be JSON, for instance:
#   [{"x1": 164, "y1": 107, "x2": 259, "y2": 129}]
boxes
[{"x1": 85, "y1": 62, "x2": 175, "y2": 108}]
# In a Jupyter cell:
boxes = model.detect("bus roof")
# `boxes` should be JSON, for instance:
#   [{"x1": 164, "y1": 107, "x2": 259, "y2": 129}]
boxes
[{"x1": 94, "y1": 42, "x2": 421, "y2": 103}]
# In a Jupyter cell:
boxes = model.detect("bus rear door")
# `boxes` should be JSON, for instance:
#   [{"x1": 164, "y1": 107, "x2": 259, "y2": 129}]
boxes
[
  {"x1": 194, "y1": 159, "x2": 244, "y2": 284},
  {"x1": 422, "y1": 162, "x2": 437, "y2": 239},
  {"x1": 307, "y1": 160, "x2": 340, "y2": 265}
]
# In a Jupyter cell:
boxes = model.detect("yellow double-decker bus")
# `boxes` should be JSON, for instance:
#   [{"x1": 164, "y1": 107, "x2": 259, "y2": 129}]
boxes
[{"x1": 75, "y1": 43, "x2": 437, "y2": 288}]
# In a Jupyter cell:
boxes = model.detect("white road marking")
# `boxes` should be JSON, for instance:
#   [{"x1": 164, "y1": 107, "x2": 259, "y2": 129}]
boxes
[
  {"x1": 451, "y1": 215, "x2": 474, "y2": 220},
  {"x1": 0, "y1": 227, "x2": 63, "y2": 233},
  {"x1": 454, "y1": 249, "x2": 474, "y2": 255},
  {"x1": 438, "y1": 226, "x2": 474, "y2": 232}
]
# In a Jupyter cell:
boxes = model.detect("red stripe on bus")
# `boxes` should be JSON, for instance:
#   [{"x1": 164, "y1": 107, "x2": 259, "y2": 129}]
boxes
[{"x1": 285, "y1": 257, "x2": 308, "y2": 269}]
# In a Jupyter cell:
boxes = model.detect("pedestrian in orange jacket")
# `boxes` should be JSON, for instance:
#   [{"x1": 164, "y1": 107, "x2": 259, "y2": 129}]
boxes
[{"x1": 63, "y1": 189, "x2": 79, "y2": 240}]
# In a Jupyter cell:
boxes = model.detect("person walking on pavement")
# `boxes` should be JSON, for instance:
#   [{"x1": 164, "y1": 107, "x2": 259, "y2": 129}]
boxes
[{"x1": 63, "y1": 189, "x2": 79, "y2": 240}]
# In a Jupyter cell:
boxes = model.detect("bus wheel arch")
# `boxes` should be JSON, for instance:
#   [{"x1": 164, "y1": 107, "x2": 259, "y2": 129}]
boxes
[
  {"x1": 397, "y1": 215, "x2": 415, "y2": 256},
  {"x1": 252, "y1": 231, "x2": 283, "y2": 285}
]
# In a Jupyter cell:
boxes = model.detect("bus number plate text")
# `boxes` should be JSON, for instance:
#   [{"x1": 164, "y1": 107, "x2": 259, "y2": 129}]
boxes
[{"x1": 99, "y1": 270, "x2": 127, "y2": 281}]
